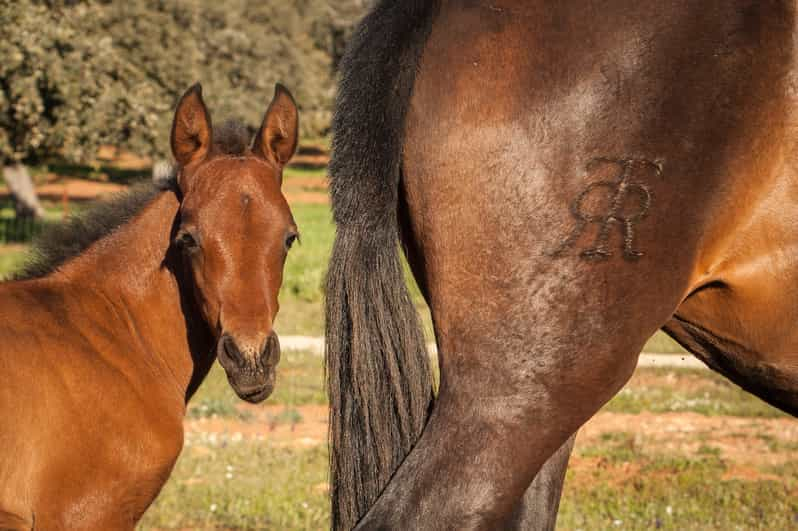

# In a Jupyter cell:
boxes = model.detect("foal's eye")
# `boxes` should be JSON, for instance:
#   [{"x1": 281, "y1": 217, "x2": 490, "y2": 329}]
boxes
[
  {"x1": 285, "y1": 233, "x2": 298, "y2": 250},
  {"x1": 175, "y1": 230, "x2": 199, "y2": 252}
]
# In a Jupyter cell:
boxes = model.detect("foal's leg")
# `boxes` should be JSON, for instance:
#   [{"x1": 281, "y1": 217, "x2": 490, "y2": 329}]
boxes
[{"x1": 508, "y1": 434, "x2": 576, "y2": 530}]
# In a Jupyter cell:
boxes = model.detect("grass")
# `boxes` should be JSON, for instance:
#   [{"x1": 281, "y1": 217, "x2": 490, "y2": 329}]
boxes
[
  {"x1": 642, "y1": 333, "x2": 685, "y2": 354},
  {"x1": 189, "y1": 354, "x2": 786, "y2": 429},
  {"x1": 605, "y1": 368, "x2": 789, "y2": 418},
  {"x1": 559, "y1": 451, "x2": 798, "y2": 530},
  {"x1": 185, "y1": 350, "x2": 325, "y2": 423},
  {"x1": 559, "y1": 425, "x2": 798, "y2": 530},
  {"x1": 142, "y1": 436, "x2": 798, "y2": 530},
  {"x1": 143, "y1": 361, "x2": 794, "y2": 529},
  {"x1": 187, "y1": 397, "x2": 255, "y2": 422},
  {"x1": 277, "y1": 203, "x2": 333, "y2": 334},
  {"x1": 0, "y1": 198, "x2": 75, "y2": 222},
  {"x1": 0, "y1": 247, "x2": 27, "y2": 280},
  {"x1": 283, "y1": 166, "x2": 328, "y2": 180},
  {"x1": 145, "y1": 349, "x2": 329, "y2": 529},
  {"x1": 138, "y1": 442, "x2": 329, "y2": 530}
]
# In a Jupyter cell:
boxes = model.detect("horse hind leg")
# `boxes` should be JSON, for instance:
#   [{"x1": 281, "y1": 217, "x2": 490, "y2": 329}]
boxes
[
  {"x1": 400, "y1": 192, "x2": 580, "y2": 531},
  {"x1": 508, "y1": 434, "x2": 576, "y2": 530}
]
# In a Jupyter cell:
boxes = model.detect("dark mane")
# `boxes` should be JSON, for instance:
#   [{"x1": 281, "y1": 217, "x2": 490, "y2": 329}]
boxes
[{"x1": 15, "y1": 177, "x2": 176, "y2": 281}]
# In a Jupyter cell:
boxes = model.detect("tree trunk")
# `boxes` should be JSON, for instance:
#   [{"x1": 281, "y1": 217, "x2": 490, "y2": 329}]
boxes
[
  {"x1": 151, "y1": 159, "x2": 174, "y2": 186},
  {"x1": 2, "y1": 163, "x2": 44, "y2": 219}
]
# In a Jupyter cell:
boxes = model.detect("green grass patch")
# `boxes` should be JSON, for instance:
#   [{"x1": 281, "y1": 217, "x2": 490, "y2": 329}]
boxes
[
  {"x1": 606, "y1": 368, "x2": 788, "y2": 418},
  {"x1": 142, "y1": 426, "x2": 798, "y2": 530},
  {"x1": 0, "y1": 247, "x2": 27, "y2": 280},
  {"x1": 0, "y1": 198, "x2": 76, "y2": 222},
  {"x1": 186, "y1": 350, "x2": 325, "y2": 420},
  {"x1": 268, "y1": 350, "x2": 326, "y2": 407},
  {"x1": 275, "y1": 201, "x2": 432, "y2": 337},
  {"x1": 280, "y1": 203, "x2": 334, "y2": 306},
  {"x1": 581, "y1": 432, "x2": 641, "y2": 463},
  {"x1": 643, "y1": 332, "x2": 686, "y2": 354},
  {"x1": 268, "y1": 407, "x2": 304, "y2": 428},
  {"x1": 283, "y1": 166, "x2": 327, "y2": 181},
  {"x1": 560, "y1": 450, "x2": 798, "y2": 530},
  {"x1": 139, "y1": 442, "x2": 329, "y2": 530},
  {"x1": 187, "y1": 397, "x2": 254, "y2": 422}
]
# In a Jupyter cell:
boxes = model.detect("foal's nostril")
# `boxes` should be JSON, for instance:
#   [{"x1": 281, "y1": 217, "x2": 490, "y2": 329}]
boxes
[
  {"x1": 222, "y1": 334, "x2": 243, "y2": 364},
  {"x1": 260, "y1": 333, "x2": 281, "y2": 366}
]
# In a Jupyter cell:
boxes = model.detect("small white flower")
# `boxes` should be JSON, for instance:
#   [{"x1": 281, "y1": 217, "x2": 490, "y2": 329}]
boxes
[
  {"x1": 210, "y1": 503, "x2": 217, "y2": 512},
  {"x1": 666, "y1": 506, "x2": 673, "y2": 515}
]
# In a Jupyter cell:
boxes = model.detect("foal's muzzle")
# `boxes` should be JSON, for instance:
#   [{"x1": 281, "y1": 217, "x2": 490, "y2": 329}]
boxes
[{"x1": 217, "y1": 332, "x2": 281, "y2": 403}]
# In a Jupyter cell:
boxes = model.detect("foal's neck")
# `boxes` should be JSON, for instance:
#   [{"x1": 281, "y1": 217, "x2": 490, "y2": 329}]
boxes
[{"x1": 54, "y1": 190, "x2": 215, "y2": 403}]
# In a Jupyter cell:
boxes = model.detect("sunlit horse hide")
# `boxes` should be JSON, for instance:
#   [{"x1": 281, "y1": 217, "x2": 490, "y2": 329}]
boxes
[
  {"x1": 325, "y1": 0, "x2": 798, "y2": 529},
  {"x1": 0, "y1": 83, "x2": 299, "y2": 530}
]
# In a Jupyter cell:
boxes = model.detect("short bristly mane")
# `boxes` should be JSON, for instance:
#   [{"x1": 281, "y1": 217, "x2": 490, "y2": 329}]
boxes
[
  {"x1": 15, "y1": 180, "x2": 174, "y2": 280},
  {"x1": 14, "y1": 119, "x2": 254, "y2": 281}
]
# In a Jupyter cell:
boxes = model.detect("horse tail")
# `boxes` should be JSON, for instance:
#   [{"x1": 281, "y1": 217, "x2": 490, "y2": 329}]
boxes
[{"x1": 325, "y1": 1, "x2": 439, "y2": 529}]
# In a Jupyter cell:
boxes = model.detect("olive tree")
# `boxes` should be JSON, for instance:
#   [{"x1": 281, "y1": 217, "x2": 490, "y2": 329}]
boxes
[{"x1": 0, "y1": 0, "x2": 369, "y2": 218}]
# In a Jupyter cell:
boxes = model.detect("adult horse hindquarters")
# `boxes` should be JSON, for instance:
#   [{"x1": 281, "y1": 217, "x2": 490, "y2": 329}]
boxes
[
  {"x1": 0, "y1": 83, "x2": 298, "y2": 529},
  {"x1": 326, "y1": 1, "x2": 798, "y2": 529}
]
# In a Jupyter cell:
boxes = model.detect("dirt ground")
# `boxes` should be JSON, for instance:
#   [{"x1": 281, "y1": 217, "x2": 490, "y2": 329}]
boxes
[
  {"x1": 0, "y1": 177, "x2": 126, "y2": 203},
  {"x1": 6, "y1": 173, "x2": 331, "y2": 206},
  {"x1": 576, "y1": 411, "x2": 797, "y2": 483},
  {"x1": 282, "y1": 175, "x2": 328, "y2": 205},
  {"x1": 184, "y1": 404, "x2": 798, "y2": 483}
]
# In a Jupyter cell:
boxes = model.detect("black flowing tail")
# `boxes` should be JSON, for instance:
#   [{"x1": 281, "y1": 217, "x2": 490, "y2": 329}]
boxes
[{"x1": 325, "y1": 1, "x2": 439, "y2": 529}]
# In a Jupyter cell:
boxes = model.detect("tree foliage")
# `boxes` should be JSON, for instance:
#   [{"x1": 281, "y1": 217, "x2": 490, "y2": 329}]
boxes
[{"x1": 0, "y1": 0, "x2": 368, "y2": 164}]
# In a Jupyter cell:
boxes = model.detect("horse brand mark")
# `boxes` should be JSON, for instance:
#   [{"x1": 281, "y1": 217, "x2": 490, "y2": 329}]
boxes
[{"x1": 553, "y1": 158, "x2": 661, "y2": 261}]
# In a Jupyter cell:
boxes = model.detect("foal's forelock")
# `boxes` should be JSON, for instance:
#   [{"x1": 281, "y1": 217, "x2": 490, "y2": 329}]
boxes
[{"x1": 211, "y1": 120, "x2": 252, "y2": 156}]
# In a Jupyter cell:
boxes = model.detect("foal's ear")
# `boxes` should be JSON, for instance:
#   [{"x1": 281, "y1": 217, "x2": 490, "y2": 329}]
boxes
[
  {"x1": 170, "y1": 83, "x2": 213, "y2": 168},
  {"x1": 253, "y1": 84, "x2": 299, "y2": 168}
]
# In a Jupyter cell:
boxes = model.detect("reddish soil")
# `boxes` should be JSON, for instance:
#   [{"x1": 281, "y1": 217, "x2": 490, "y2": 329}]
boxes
[
  {"x1": 0, "y1": 177, "x2": 126, "y2": 203},
  {"x1": 94, "y1": 144, "x2": 330, "y2": 171},
  {"x1": 285, "y1": 192, "x2": 329, "y2": 205},
  {"x1": 577, "y1": 411, "x2": 798, "y2": 469},
  {"x1": 283, "y1": 175, "x2": 329, "y2": 204},
  {"x1": 184, "y1": 406, "x2": 798, "y2": 477},
  {"x1": 285, "y1": 176, "x2": 328, "y2": 190},
  {"x1": 184, "y1": 404, "x2": 328, "y2": 448},
  {"x1": 10, "y1": 172, "x2": 330, "y2": 205}
]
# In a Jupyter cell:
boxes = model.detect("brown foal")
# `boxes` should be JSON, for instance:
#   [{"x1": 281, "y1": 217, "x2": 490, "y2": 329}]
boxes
[{"x1": 0, "y1": 83, "x2": 298, "y2": 529}]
